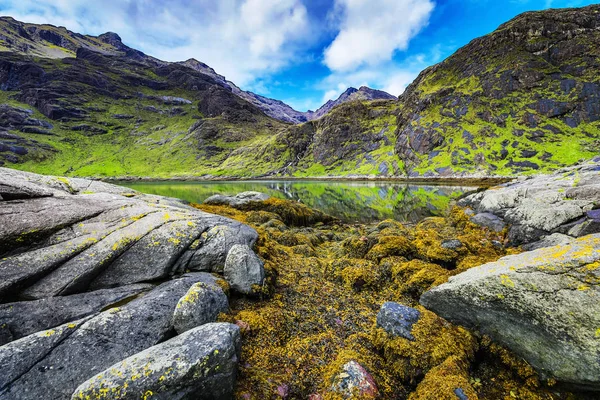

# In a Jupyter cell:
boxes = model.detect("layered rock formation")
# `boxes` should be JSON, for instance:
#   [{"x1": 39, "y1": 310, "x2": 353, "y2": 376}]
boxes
[{"x1": 0, "y1": 168, "x2": 265, "y2": 399}]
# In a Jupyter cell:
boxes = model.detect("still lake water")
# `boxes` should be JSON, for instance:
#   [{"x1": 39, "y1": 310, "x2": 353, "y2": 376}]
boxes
[{"x1": 120, "y1": 180, "x2": 479, "y2": 223}]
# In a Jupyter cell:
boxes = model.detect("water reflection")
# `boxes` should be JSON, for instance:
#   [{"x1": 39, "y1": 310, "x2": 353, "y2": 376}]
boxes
[{"x1": 119, "y1": 180, "x2": 479, "y2": 223}]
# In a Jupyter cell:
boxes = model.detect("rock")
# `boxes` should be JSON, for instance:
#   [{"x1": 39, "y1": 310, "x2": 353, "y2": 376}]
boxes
[
  {"x1": 0, "y1": 318, "x2": 91, "y2": 391},
  {"x1": 0, "y1": 284, "x2": 151, "y2": 344},
  {"x1": 183, "y1": 224, "x2": 259, "y2": 273},
  {"x1": 470, "y1": 212, "x2": 505, "y2": 232},
  {"x1": 421, "y1": 234, "x2": 600, "y2": 391},
  {"x1": 441, "y1": 239, "x2": 463, "y2": 250},
  {"x1": 0, "y1": 168, "x2": 259, "y2": 298},
  {"x1": 204, "y1": 191, "x2": 270, "y2": 207},
  {"x1": 224, "y1": 244, "x2": 265, "y2": 294},
  {"x1": 505, "y1": 198, "x2": 587, "y2": 232},
  {"x1": 331, "y1": 360, "x2": 379, "y2": 398},
  {"x1": 568, "y1": 218, "x2": 600, "y2": 238},
  {"x1": 376, "y1": 302, "x2": 421, "y2": 341},
  {"x1": 71, "y1": 323, "x2": 241, "y2": 400},
  {"x1": 172, "y1": 281, "x2": 229, "y2": 334},
  {"x1": 0, "y1": 273, "x2": 218, "y2": 399},
  {"x1": 521, "y1": 233, "x2": 573, "y2": 251}
]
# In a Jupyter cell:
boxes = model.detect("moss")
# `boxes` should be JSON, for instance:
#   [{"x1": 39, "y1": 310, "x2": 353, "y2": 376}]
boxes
[
  {"x1": 366, "y1": 235, "x2": 415, "y2": 262},
  {"x1": 409, "y1": 356, "x2": 478, "y2": 400},
  {"x1": 198, "y1": 199, "x2": 576, "y2": 399}
]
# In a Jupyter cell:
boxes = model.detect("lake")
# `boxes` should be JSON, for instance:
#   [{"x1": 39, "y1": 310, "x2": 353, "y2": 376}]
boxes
[{"x1": 120, "y1": 180, "x2": 480, "y2": 223}]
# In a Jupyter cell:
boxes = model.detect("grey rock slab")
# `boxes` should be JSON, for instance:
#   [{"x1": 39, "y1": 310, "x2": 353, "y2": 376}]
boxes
[
  {"x1": 470, "y1": 213, "x2": 506, "y2": 232},
  {"x1": 20, "y1": 210, "x2": 177, "y2": 299},
  {"x1": 0, "y1": 317, "x2": 91, "y2": 392},
  {"x1": 521, "y1": 233, "x2": 574, "y2": 251},
  {"x1": 90, "y1": 219, "x2": 207, "y2": 289},
  {"x1": 376, "y1": 302, "x2": 421, "y2": 341},
  {"x1": 0, "y1": 284, "x2": 152, "y2": 343},
  {"x1": 172, "y1": 282, "x2": 229, "y2": 334},
  {"x1": 204, "y1": 191, "x2": 270, "y2": 208},
  {"x1": 71, "y1": 323, "x2": 241, "y2": 400},
  {"x1": 504, "y1": 198, "x2": 586, "y2": 232},
  {"x1": 0, "y1": 204, "x2": 157, "y2": 298},
  {"x1": 0, "y1": 273, "x2": 217, "y2": 400},
  {"x1": 421, "y1": 234, "x2": 600, "y2": 391},
  {"x1": 223, "y1": 244, "x2": 265, "y2": 295}
]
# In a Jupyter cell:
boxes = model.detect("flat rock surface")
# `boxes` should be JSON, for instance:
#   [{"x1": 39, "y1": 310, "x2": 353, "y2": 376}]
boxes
[{"x1": 421, "y1": 234, "x2": 600, "y2": 391}]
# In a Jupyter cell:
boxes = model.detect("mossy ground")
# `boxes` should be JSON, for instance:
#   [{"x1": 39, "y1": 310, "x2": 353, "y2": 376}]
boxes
[{"x1": 193, "y1": 199, "x2": 581, "y2": 399}]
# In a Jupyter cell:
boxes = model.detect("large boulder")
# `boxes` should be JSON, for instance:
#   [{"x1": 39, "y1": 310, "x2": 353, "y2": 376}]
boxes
[
  {"x1": 421, "y1": 234, "x2": 600, "y2": 391},
  {"x1": 172, "y1": 281, "x2": 229, "y2": 334},
  {"x1": 223, "y1": 244, "x2": 265, "y2": 295},
  {"x1": 71, "y1": 323, "x2": 241, "y2": 400},
  {"x1": 460, "y1": 160, "x2": 600, "y2": 246}
]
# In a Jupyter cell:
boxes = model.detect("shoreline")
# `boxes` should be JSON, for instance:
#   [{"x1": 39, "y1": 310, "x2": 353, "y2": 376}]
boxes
[{"x1": 104, "y1": 175, "x2": 512, "y2": 188}]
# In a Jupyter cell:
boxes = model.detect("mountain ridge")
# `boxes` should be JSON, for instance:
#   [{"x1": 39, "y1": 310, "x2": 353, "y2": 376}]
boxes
[
  {"x1": 0, "y1": 16, "x2": 394, "y2": 124},
  {"x1": 0, "y1": 5, "x2": 599, "y2": 178}
]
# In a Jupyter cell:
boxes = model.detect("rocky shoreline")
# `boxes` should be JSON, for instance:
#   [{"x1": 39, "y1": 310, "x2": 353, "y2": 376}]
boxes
[{"x1": 1, "y1": 162, "x2": 599, "y2": 399}]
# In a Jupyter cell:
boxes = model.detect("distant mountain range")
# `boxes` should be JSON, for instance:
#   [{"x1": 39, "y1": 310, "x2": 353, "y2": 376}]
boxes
[
  {"x1": 0, "y1": 16, "x2": 395, "y2": 124},
  {"x1": 0, "y1": 5, "x2": 599, "y2": 179}
]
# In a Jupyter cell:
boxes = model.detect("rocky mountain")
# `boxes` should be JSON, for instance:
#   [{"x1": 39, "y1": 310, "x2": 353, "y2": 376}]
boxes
[
  {"x1": 308, "y1": 86, "x2": 397, "y2": 121},
  {"x1": 395, "y1": 4, "x2": 600, "y2": 177},
  {"x1": 0, "y1": 17, "x2": 393, "y2": 125},
  {"x1": 179, "y1": 58, "x2": 310, "y2": 124},
  {"x1": 1, "y1": 5, "x2": 599, "y2": 179}
]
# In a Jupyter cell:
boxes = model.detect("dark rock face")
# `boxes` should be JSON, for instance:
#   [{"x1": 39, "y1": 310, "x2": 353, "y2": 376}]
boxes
[
  {"x1": 0, "y1": 168, "x2": 262, "y2": 399},
  {"x1": 376, "y1": 302, "x2": 421, "y2": 341}
]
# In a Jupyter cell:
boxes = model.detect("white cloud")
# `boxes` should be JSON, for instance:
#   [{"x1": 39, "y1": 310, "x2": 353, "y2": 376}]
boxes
[
  {"x1": 0, "y1": 0, "x2": 312, "y2": 86},
  {"x1": 323, "y1": 0, "x2": 435, "y2": 72},
  {"x1": 317, "y1": 45, "x2": 447, "y2": 102}
]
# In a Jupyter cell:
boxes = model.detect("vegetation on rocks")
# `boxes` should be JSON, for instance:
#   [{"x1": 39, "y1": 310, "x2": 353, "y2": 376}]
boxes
[{"x1": 192, "y1": 197, "x2": 581, "y2": 399}]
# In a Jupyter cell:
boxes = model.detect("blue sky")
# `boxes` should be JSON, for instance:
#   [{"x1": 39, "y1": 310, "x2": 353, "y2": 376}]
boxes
[{"x1": 0, "y1": 0, "x2": 597, "y2": 111}]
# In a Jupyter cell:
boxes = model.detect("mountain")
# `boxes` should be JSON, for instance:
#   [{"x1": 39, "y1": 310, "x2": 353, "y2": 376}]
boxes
[
  {"x1": 394, "y1": 4, "x2": 600, "y2": 177},
  {"x1": 178, "y1": 58, "x2": 310, "y2": 124},
  {"x1": 307, "y1": 86, "x2": 397, "y2": 121},
  {"x1": 0, "y1": 17, "x2": 393, "y2": 125},
  {"x1": 1, "y1": 5, "x2": 599, "y2": 179}
]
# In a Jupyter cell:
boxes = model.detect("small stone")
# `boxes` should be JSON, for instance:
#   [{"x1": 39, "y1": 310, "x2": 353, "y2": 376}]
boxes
[
  {"x1": 224, "y1": 244, "x2": 265, "y2": 295},
  {"x1": 331, "y1": 360, "x2": 378, "y2": 398},
  {"x1": 376, "y1": 302, "x2": 421, "y2": 341},
  {"x1": 172, "y1": 282, "x2": 229, "y2": 334},
  {"x1": 441, "y1": 239, "x2": 463, "y2": 250},
  {"x1": 454, "y1": 388, "x2": 469, "y2": 400},
  {"x1": 277, "y1": 384, "x2": 289, "y2": 398}
]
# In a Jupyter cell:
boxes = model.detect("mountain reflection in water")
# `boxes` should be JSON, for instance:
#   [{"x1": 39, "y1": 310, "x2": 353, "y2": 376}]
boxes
[{"x1": 119, "y1": 180, "x2": 479, "y2": 223}]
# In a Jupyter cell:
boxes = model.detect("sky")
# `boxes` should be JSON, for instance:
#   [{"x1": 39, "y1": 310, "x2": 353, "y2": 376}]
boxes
[{"x1": 0, "y1": 0, "x2": 597, "y2": 111}]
